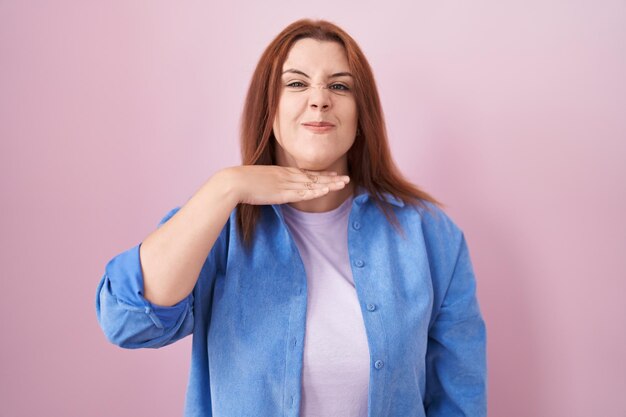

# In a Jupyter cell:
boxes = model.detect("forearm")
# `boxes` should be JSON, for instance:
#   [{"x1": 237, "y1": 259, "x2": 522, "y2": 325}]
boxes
[{"x1": 141, "y1": 168, "x2": 239, "y2": 306}]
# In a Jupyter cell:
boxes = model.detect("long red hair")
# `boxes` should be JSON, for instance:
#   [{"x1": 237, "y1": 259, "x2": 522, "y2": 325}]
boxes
[{"x1": 237, "y1": 18, "x2": 440, "y2": 245}]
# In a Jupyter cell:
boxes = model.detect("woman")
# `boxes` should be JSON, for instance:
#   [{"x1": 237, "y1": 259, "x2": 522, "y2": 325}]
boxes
[{"x1": 97, "y1": 18, "x2": 487, "y2": 417}]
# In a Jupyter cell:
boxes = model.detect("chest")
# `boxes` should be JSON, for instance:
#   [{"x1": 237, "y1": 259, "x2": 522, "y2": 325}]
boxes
[{"x1": 210, "y1": 210, "x2": 434, "y2": 361}]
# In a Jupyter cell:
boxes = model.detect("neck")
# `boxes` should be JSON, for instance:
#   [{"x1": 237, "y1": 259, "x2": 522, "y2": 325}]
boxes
[{"x1": 287, "y1": 182, "x2": 355, "y2": 213}]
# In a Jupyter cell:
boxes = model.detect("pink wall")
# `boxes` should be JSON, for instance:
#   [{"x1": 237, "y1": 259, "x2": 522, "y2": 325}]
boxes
[{"x1": 1, "y1": 1, "x2": 624, "y2": 416}]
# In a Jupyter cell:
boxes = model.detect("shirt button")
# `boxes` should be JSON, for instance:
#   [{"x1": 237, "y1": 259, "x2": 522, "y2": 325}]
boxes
[
  {"x1": 366, "y1": 303, "x2": 376, "y2": 312},
  {"x1": 352, "y1": 221, "x2": 361, "y2": 230},
  {"x1": 374, "y1": 360, "x2": 384, "y2": 369},
  {"x1": 354, "y1": 259, "x2": 365, "y2": 268}
]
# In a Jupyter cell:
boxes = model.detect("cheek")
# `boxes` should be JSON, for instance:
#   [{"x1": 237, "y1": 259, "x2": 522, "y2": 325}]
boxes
[
  {"x1": 272, "y1": 115, "x2": 281, "y2": 142},
  {"x1": 338, "y1": 99, "x2": 358, "y2": 123},
  {"x1": 272, "y1": 104, "x2": 300, "y2": 146},
  {"x1": 349, "y1": 101, "x2": 358, "y2": 122},
  {"x1": 279, "y1": 95, "x2": 304, "y2": 120}
]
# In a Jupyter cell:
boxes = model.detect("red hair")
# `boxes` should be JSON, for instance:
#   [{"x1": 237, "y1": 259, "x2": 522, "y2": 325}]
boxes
[{"x1": 237, "y1": 18, "x2": 440, "y2": 244}]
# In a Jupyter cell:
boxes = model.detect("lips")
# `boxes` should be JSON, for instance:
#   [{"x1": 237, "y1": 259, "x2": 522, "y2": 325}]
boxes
[
  {"x1": 302, "y1": 121, "x2": 335, "y2": 127},
  {"x1": 302, "y1": 122, "x2": 335, "y2": 134}
]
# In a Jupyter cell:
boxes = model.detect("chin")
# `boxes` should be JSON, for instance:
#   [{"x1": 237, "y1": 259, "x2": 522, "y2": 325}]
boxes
[
  {"x1": 280, "y1": 147, "x2": 347, "y2": 171},
  {"x1": 300, "y1": 158, "x2": 347, "y2": 173},
  {"x1": 296, "y1": 161, "x2": 330, "y2": 171}
]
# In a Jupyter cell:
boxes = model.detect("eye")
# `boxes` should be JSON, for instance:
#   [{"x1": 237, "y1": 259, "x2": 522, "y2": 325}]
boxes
[
  {"x1": 286, "y1": 81, "x2": 306, "y2": 88},
  {"x1": 330, "y1": 83, "x2": 350, "y2": 91}
]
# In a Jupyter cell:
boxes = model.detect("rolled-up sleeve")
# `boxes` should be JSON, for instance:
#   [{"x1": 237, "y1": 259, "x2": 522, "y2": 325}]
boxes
[
  {"x1": 95, "y1": 207, "x2": 194, "y2": 349},
  {"x1": 424, "y1": 234, "x2": 487, "y2": 416}
]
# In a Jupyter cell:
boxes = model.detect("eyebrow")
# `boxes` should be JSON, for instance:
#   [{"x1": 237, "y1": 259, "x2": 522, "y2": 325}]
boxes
[{"x1": 282, "y1": 68, "x2": 353, "y2": 78}]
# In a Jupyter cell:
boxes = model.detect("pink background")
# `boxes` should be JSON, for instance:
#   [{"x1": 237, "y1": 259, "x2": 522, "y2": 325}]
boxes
[{"x1": 1, "y1": 1, "x2": 625, "y2": 416}]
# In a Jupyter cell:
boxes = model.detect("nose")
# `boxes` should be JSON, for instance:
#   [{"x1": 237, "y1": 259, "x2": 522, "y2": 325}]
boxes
[{"x1": 309, "y1": 84, "x2": 331, "y2": 111}]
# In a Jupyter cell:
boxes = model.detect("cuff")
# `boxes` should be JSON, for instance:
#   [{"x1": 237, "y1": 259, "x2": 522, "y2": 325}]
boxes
[{"x1": 104, "y1": 242, "x2": 192, "y2": 329}]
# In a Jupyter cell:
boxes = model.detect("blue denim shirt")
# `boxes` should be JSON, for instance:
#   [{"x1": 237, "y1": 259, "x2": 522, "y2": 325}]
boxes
[{"x1": 96, "y1": 190, "x2": 487, "y2": 417}]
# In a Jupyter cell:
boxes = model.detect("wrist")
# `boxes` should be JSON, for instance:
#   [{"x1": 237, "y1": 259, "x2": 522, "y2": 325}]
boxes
[{"x1": 211, "y1": 167, "x2": 243, "y2": 206}]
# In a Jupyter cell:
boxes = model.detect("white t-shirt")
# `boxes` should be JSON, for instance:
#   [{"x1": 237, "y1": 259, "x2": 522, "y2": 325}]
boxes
[{"x1": 281, "y1": 196, "x2": 370, "y2": 417}]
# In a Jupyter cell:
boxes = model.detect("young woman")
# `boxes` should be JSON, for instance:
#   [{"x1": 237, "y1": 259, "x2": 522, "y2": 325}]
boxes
[{"x1": 97, "y1": 18, "x2": 487, "y2": 417}]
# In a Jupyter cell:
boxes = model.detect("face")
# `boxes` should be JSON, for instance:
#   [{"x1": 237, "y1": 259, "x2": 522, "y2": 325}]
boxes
[{"x1": 272, "y1": 38, "x2": 358, "y2": 172}]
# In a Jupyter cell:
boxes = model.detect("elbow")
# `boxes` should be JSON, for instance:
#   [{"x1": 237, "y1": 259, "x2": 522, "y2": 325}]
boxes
[
  {"x1": 95, "y1": 278, "x2": 165, "y2": 349},
  {"x1": 97, "y1": 304, "x2": 161, "y2": 349}
]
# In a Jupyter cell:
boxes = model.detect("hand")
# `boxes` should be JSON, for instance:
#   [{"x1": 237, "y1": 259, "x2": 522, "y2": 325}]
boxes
[{"x1": 219, "y1": 165, "x2": 350, "y2": 206}]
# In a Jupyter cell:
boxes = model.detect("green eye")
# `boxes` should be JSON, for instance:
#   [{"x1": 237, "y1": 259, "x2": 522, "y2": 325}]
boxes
[
  {"x1": 286, "y1": 82, "x2": 306, "y2": 88},
  {"x1": 330, "y1": 84, "x2": 349, "y2": 91}
]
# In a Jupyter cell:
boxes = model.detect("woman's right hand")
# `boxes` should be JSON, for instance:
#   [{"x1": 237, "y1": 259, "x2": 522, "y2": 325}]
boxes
[{"x1": 218, "y1": 165, "x2": 350, "y2": 206}]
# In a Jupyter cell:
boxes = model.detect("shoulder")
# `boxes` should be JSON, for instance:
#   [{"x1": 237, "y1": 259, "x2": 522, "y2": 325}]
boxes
[
  {"x1": 359, "y1": 191, "x2": 464, "y2": 246},
  {"x1": 395, "y1": 200, "x2": 466, "y2": 267},
  {"x1": 415, "y1": 201, "x2": 462, "y2": 238},
  {"x1": 396, "y1": 200, "x2": 463, "y2": 240},
  {"x1": 157, "y1": 206, "x2": 181, "y2": 227}
]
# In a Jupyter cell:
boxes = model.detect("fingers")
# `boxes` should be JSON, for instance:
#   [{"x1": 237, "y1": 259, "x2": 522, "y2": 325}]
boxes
[
  {"x1": 296, "y1": 178, "x2": 347, "y2": 192},
  {"x1": 286, "y1": 169, "x2": 350, "y2": 187},
  {"x1": 234, "y1": 165, "x2": 355, "y2": 205},
  {"x1": 278, "y1": 167, "x2": 350, "y2": 202},
  {"x1": 284, "y1": 176, "x2": 348, "y2": 192}
]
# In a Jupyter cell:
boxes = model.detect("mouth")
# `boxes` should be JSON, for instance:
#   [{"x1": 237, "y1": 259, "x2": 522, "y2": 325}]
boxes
[
  {"x1": 302, "y1": 122, "x2": 335, "y2": 133},
  {"x1": 303, "y1": 121, "x2": 335, "y2": 127}
]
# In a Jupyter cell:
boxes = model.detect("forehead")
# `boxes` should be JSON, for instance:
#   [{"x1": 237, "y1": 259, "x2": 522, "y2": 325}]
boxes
[{"x1": 282, "y1": 38, "x2": 349, "y2": 72}]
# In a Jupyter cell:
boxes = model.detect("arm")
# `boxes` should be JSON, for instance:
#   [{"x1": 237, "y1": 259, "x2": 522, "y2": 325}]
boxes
[
  {"x1": 140, "y1": 170, "x2": 239, "y2": 307},
  {"x1": 424, "y1": 234, "x2": 487, "y2": 416},
  {"x1": 95, "y1": 234, "x2": 200, "y2": 349},
  {"x1": 95, "y1": 170, "x2": 237, "y2": 349},
  {"x1": 96, "y1": 166, "x2": 349, "y2": 348},
  {"x1": 141, "y1": 166, "x2": 350, "y2": 306}
]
